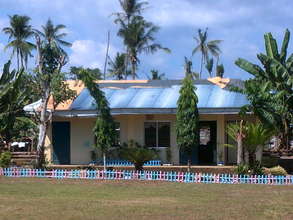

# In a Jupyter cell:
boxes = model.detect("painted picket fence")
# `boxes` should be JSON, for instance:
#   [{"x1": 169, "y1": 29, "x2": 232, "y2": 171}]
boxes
[
  {"x1": 90, "y1": 160, "x2": 161, "y2": 166},
  {"x1": 0, "y1": 168, "x2": 292, "y2": 185}
]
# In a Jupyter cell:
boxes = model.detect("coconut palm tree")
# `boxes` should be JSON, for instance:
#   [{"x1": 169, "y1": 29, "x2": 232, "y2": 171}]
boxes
[
  {"x1": 114, "y1": 0, "x2": 149, "y2": 78},
  {"x1": 118, "y1": 16, "x2": 170, "y2": 79},
  {"x1": 150, "y1": 69, "x2": 165, "y2": 80},
  {"x1": 2, "y1": 15, "x2": 35, "y2": 70},
  {"x1": 192, "y1": 28, "x2": 222, "y2": 78},
  {"x1": 34, "y1": 19, "x2": 71, "y2": 56},
  {"x1": 107, "y1": 52, "x2": 131, "y2": 79},
  {"x1": 114, "y1": 0, "x2": 148, "y2": 24}
]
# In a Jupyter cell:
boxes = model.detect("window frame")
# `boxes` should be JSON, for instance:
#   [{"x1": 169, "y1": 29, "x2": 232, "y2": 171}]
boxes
[{"x1": 144, "y1": 120, "x2": 171, "y2": 148}]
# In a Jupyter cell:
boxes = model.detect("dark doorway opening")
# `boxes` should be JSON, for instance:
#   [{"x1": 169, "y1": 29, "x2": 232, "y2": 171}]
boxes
[{"x1": 52, "y1": 121, "x2": 70, "y2": 164}]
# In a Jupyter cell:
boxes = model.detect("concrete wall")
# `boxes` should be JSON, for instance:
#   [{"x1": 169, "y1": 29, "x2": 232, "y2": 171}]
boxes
[{"x1": 45, "y1": 114, "x2": 245, "y2": 165}]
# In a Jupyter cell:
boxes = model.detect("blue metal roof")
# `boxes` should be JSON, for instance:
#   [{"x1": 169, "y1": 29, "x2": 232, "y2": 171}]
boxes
[{"x1": 70, "y1": 84, "x2": 249, "y2": 111}]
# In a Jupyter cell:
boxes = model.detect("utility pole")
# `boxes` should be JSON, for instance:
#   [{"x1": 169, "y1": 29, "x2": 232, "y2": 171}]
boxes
[{"x1": 103, "y1": 30, "x2": 110, "y2": 80}]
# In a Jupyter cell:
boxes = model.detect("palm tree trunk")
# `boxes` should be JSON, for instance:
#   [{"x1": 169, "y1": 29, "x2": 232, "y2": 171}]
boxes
[
  {"x1": 131, "y1": 61, "x2": 136, "y2": 80},
  {"x1": 16, "y1": 49, "x2": 20, "y2": 72},
  {"x1": 199, "y1": 53, "x2": 203, "y2": 79}
]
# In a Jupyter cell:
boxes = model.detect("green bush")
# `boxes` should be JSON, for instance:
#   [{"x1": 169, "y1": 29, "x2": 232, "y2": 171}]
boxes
[
  {"x1": 234, "y1": 164, "x2": 249, "y2": 175},
  {"x1": 268, "y1": 166, "x2": 288, "y2": 176},
  {"x1": 234, "y1": 161, "x2": 264, "y2": 175},
  {"x1": 120, "y1": 141, "x2": 157, "y2": 171},
  {"x1": 0, "y1": 152, "x2": 12, "y2": 168},
  {"x1": 250, "y1": 161, "x2": 264, "y2": 175}
]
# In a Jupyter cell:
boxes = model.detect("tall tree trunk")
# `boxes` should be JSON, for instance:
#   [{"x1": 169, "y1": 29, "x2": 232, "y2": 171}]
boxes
[
  {"x1": 199, "y1": 53, "x2": 203, "y2": 79},
  {"x1": 237, "y1": 120, "x2": 244, "y2": 165},
  {"x1": 36, "y1": 89, "x2": 50, "y2": 167},
  {"x1": 255, "y1": 145, "x2": 263, "y2": 163},
  {"x1": 16, "y1": 50, "x2": 20, "y2": 72},
  {"x1": 131, "y1": 61, "x2": 136, "y2": 80}
]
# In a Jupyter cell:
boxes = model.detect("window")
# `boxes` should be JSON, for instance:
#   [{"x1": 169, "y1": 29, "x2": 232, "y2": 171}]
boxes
[{"x1": 144, "y1": 122, "x2": 170, "y2": 148}]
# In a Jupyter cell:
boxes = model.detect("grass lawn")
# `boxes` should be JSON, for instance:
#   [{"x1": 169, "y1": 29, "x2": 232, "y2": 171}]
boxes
[{"x1": 0, "y1": 177, "x2": 293, "y2": 220}]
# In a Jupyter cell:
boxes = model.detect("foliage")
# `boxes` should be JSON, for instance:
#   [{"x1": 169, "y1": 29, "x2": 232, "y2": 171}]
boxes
[
  {"x1": 119, "y1": 140, "x2": 157, "y2": 170},
  {"x1": 216, "y1": 64, "x2": 224, "y2": 77},
  {"x1": 107, "y1": 53, "x2": 130, "y2": 80},
  {"x1": 0, "y1": 61, "x2": 36, "y2": 146},
  {"x1": 150, "y1": 69, "x2": 165, "y2": 80},
  {"x1": 76, "y1": 69, "x2": 116, "y2": 156},
  {"x1": 176, "y1": 75, "x2": 199, "y2": 163},
  {"x1": 226, "y1": 121, "x2": 273, "y2": 166},
  {"x1": 70, "y1": 66, "x2": 102, "y2": 80},
  {"x1": 192, "y1": 28, "x2": 222, "y2": 78},
  {"x1": 2, "y1": 14, "x2": 35, "y2": 70},
  {"x1": 234, "y1": 29, "x2": 293, "y2": 151},
  {"x1": 267, "y1": 165, "x2": 288, "y2": 176},
  {"x1": 184, "y1": 57, "x2": 199, "y2": 79},
  {"x1": 0, "y1": 152, "x2": 12, "y2": 168},
  {"x1": 115, "y1": 0, "x2": 170, "y2": 78},
  {"x1": 34, "y1": 19, "x2": 73, "y2": 167},
  {"x1": 205, "y1": 58, "x2": 213, "y2": 77},
  {"x1": 234, "y1": 164, "x2": 249, "y2": 175},
  {"x1": 234, "y1": 161, "x2": 264, "y2": 175},
  {"x1": 249, "y1": 161, "x2": 264, "y2": 175},
  {"x1": 34, "y1": 19, "x2": 71, "y2": 57},
  {"x1": 261, "y1": 155, "x2": 279, "y2": 168}
]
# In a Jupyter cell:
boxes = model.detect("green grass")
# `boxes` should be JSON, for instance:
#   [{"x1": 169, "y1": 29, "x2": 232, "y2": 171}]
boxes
[{"x1": 0, "y1": 177, "x2": 293, "y2": 220}]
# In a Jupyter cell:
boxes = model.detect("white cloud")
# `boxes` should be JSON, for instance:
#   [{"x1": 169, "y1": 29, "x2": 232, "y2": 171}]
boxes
[{"x1": 69, "y1": 40, "x2": 118, "y2": 69}]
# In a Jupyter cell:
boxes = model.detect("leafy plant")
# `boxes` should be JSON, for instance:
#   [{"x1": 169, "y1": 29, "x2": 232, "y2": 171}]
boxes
[
  {"x1": 176, "y1": 75, "x2": 199, "y2": 167},
  {"x1": 234, "y1": 29, "x2": 293, "y2": 151},
  {"x1": 234, "y1": 164, "x2": 249, "y2": 175},
  {"x1": 119, "y1": 140, "x2": 157, "y2": 170},
  {"x1": 268, "y1": 166, "x2": 288, "y2": 176},
  {"x1": 0, "y1": 152, "x2": 12, "y2": 168}
]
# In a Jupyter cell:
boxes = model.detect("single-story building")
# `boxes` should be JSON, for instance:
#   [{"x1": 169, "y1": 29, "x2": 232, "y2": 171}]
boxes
[{"x1": 25, "y1": 78, "x2": 251, "y2": 166}]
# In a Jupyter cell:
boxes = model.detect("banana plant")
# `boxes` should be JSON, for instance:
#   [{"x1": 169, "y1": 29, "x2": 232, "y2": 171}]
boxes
[{"x1": 235, "y1": 29, "x2": 293, "y2": 151}]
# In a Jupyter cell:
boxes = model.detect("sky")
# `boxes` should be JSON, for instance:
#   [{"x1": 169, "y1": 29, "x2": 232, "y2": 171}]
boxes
[{"x1": 1, "y1": 0, "x2": 293, "y2": 79}]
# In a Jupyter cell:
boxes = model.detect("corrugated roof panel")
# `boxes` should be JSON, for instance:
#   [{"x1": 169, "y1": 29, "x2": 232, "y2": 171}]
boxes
[
  {"x1": 195, "y1": 84, "x2": 213, "y2": 108},
  {"x1": 70, "y1": 83, "x2": 249, "y2": 111},
  {"x1": 127, "y1": 88, "x2": 164, "y2": 108},
  {"x1": 108, "y1": 88, "x2": 137, "y2": 108},
  {"x1": 153, "y1": 86, "x2": 180, "y2": 108}
]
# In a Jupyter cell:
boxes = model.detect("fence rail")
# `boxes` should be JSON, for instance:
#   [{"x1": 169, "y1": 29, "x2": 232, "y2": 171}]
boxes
[{"x1": 0, "y1": 168, "x2": 292, "y2": 185}]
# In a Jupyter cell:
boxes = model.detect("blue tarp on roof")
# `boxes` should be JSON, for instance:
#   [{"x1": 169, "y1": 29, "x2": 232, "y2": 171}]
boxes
[{"x1": 70, "y1": 84, "x2": 249, "y2": 110}]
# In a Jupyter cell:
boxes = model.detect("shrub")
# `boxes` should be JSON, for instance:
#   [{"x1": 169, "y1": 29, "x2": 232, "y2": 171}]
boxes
[
  {"x1": 0, "y1": 152, "x2": 12, "y2": 168},
  {"x1": 234, "y1": 161, "x2": 264, "y2": 175},
  {"x1": 120, "y1": 141, "x2": 157, "y2": 171},
  {"x1": 234, "y1": 164, "x2": 249, "y2": 175},
  {"x1": 249, "y1": 161, "x2": 264, "y2": 175},
  {"x1": 268, "y1": 166, "x2": 288, "y2": 176},
  {"x1": 261, "y1": 156, "x2": 279, "y2": 168}
]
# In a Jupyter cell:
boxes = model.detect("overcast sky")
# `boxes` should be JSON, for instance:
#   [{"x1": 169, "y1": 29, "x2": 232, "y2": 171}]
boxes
[{"x1": 1, "y1": 0, "x2": 293, "y2": 79}]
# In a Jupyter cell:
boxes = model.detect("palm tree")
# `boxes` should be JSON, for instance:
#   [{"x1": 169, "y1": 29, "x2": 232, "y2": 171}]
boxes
[
  {"x1": 34, "y1": 19, "x2": 71, "y2": 55},
  {"x1": 114, "y1": 0, "x2": 148, "y2": 24},
  {"x1": 205, "y1": 58, "x2": 214, "y2": 77},
  {"x1": 2, "y1": 15, "x2": 35, "y2": 70},
  {"x1": 114, "y1": 0, "x2": 148, "y2": 78},
  {"x1": 184, "y1": 57, "x2": 199, "y2": 79},
  {"x1": 118, "y1": 16, "x2": 170, "y2": 79},
  {"x1": 107, "y1": 52, "x2": 131, "y2": 79},
  {"x1": 192, "y1": 28, "x2": 222, "y2": 78},
  {"x1": 150, "y1": 69, "x2": 165, "y2": 80}
]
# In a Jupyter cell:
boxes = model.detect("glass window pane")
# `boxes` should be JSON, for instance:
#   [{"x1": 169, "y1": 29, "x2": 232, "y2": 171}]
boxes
[
  {"x1": 158, "y1": 122, "x2": 170, "y2": 147},
  {"x1": 144, "y1": 122, "x2": 157, "y2": 147}
]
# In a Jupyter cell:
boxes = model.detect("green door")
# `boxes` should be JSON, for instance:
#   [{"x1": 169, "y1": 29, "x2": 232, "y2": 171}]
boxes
[{"x1": 52, "y1": 122, "x2": 70, "y2": 164}]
